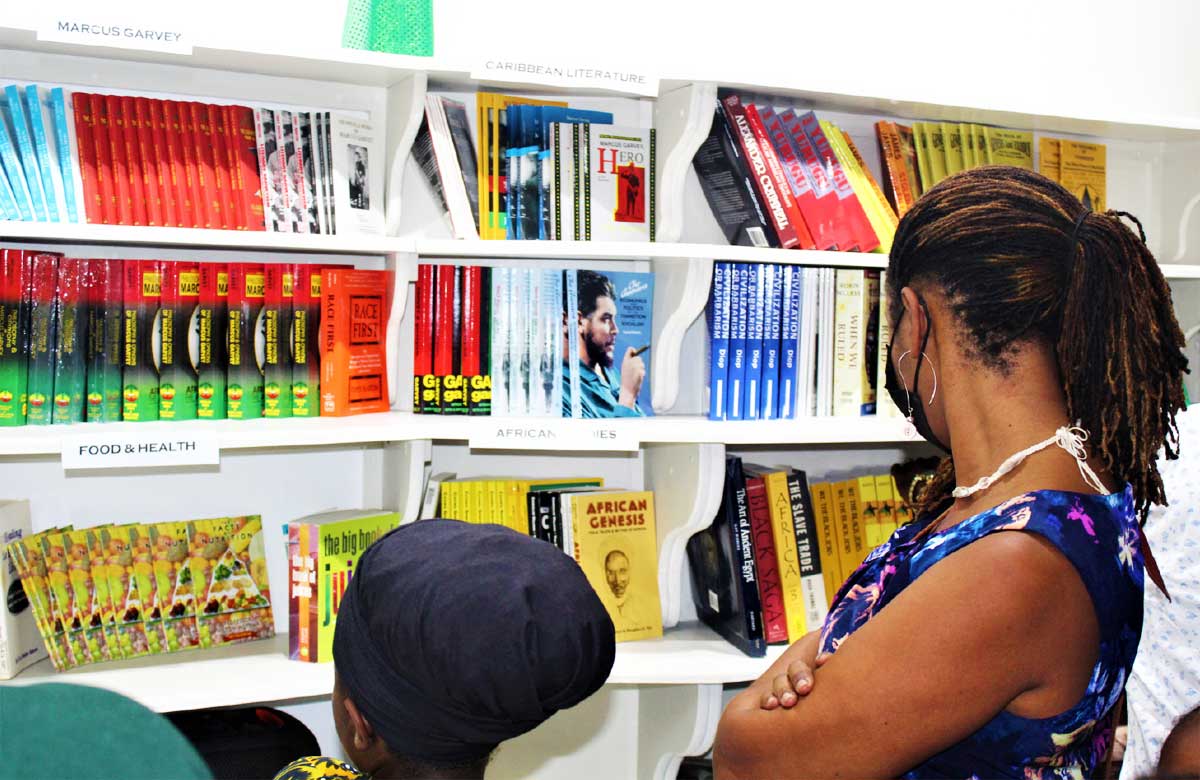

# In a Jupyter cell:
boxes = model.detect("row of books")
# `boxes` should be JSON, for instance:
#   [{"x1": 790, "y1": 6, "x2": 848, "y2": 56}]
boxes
[
  {"x1": 0, "y1": 83, "x2": 383, "y2": 235},
  {"x1": 688, "y1": 456, "x2": 917, "y2": 657},
  {"x1": 0, "y1": 249, "x2": 391, "y2": 426},
  {"x1": 417, "y1": 94, "x2": 656, "y2": 242},
  {"x1": 706, "y1": 262, "x2": 895, "y2": 421},
  {"x1": 413, "y1": 264, "x2": 654, "y2": 418},
  {"x1": 1037, "y1": 137, "x2": 1107, "y2": 212},
  {"x1": 694, "y1": 95, "x2": 897, "y2": 253},
  {"x1": 420, "y1": 474, "x2": 663, "y2": 643},
  {"x1": 4, "y1": 506, "x2": 274, "y2": 672}
]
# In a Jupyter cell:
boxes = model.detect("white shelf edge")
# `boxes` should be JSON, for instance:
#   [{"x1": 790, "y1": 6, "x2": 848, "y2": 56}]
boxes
[
  {"x1": 1161, "y1": 263, "x2": 1200, "y2": 280},
  {"x1": 415, "y1": 239, "x2": 888, "y2": 267},
  {"x1": 0, "y1": 413, "x2": 919, "y2": 457},
  {"x1": 1, "y1": 623, "x2": 783, "y2": 711}
]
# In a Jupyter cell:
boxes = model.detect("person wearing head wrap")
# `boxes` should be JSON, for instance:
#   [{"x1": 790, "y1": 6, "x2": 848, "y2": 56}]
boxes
[{"x1": 274, "y1": 519, "x2": 616, "y2": 780}]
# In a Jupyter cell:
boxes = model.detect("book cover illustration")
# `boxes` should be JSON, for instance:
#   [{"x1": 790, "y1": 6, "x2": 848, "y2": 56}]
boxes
[
  {"x1": 100, "y1": 525, "x2": 154, "y2": 659},
  {"x1": 186, "y1": 516, "x2": 273, "y2": 649},
  {"x1": 329, "y1": 113, "x2": 384, "y2": 235},
  {"x1": 582, "y1": 124, "x2": 655, "y2": 242},
  {"x1": 150, "y1": 521, "x2": 201, "y2": 652},
  {"x1": 563, "y1": 270, "x2": 653, "y2": 418},
  {"x1": 1059, "y1": 140, "x2": 1106, "y2": 213}
]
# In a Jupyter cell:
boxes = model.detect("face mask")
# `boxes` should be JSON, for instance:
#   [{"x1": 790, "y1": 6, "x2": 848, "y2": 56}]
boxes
[{"x1": 884, "y1": 303, "x2": 951, "y2": 454}]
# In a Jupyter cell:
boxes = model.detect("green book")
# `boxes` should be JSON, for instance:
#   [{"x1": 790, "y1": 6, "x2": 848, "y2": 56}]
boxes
[
  {"x1": 0, "y1": 250, "x2": 32, "y2": 426},
  {"x1": 52, "y1": 258, "x2": 87, "y2": 424},
  {"x1": 25, "y1": 254, "x2": 59, "y2": 426}
]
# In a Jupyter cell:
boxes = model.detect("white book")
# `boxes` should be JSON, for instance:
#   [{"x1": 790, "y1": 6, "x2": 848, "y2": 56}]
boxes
[
  {"x1": 797, "y1": 267, "x2": 819, "y2": 416},
  {"x1": 310, "y1": 112, "x2": 329, "y2": 236},
  {"x1": 419, "y1": 471, "x2": 456, "y2": 520},
  {"x1": 550, "y1": 123, "x2": 578, "y2": 242},
  {"x1": 329, "y1": 111, "x2": 385, "y2": 236},
  {"x1": 508, "y1": 269, "x2": 528, "y2": 416},
  {"x1": 280, "y1": 110, "x2": 307, "y2": 231},
  {"x1": 254, "y1": 107, "x2": 289, "y2": 232},
  {"x1": 833, "y1": 268, "x2": 865, "y2": 416},
  {"x1": 527, "y1": 268, "x2": 545, "y2": 416},
  {"x1": 424, "y1": 95, "x2": 478, "y2": 240},
  {"x1": 876, "y1": 271, "x2": 901, "y2": 418},
  {"x1": 0, "y1": 500, "x2": 47, "y2": 679},
  {"x1": 816, "y1": 268, "x2": 837, "y2": 416},
  {"x1": 581, "y1": 124, "x2": 655, "y2": 241},
  {"x1": 489, "y1": 266, "x2": 510, "y2": 416}
]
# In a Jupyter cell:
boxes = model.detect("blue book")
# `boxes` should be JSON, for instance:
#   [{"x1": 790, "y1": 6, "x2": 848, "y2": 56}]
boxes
[
  {"x1": 759, "y1": 264, "x2": 784, "y2": 420},
  {"x1": 0, "y1": 96, "x2": 33, "y2": 221},
  {"x1": 564, "y1": 268, "x2": 581, "y2": 418},
  {"x1": 726, "y1": 263, "x2": 749, "y2": 420},
  {"x1": 0, "y1": 167, "x2": 20, "y2": 220},
  {"x1": 3, "y1": 85, "x2": 47, "y2": 221},
  {"x1": 707, "y1": 262, "x2": 732, "y2": 420},
  {"x1": 536, "y1": 107, "x2": 613, "y2": 150},
  {"x1": 778, "y1": 265, "x2": 803, "y2": 419},
  {"x1": 24, "y1": 86, "x2": 61, "y2": 222},
  {"x1": 48, "y1": 89, "x2": 78, "y2": 223},
  {"x1": 741, "y1": 263, "x2": 765, "y2": 420}
]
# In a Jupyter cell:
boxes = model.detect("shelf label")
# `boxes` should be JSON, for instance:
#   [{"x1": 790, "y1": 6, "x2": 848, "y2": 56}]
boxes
[
  {"x1": 37, "y1": 10, "x2": 192, "y2": 54},
  {"x1": 62, "y1": 431, "x2": 219, "y2": 471},
  {"x1": 468, "y1": 422, "x2": 640, "y2": 452},
  {"x1": 469, "y1": 58, "x2": 659, "y2": 97}
]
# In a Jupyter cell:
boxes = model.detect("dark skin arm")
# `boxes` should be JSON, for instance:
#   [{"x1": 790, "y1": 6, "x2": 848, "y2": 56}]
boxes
[{"x1": 713, "y1": 531, "x2": 1100, "y2": 779}]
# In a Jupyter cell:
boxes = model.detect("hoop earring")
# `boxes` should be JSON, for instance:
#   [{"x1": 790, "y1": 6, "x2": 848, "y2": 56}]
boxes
[{"x1": 897, "y1": 350, "x2": 938, "y2": 405}]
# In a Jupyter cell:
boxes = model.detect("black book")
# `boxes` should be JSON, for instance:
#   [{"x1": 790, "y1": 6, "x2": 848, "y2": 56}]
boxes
[
  {"x1": 686, "y1": 455, "x2": 766, "y2": 657},
  {"x1": 692, "y1": 105, "x2": 781, "y2": 249}
]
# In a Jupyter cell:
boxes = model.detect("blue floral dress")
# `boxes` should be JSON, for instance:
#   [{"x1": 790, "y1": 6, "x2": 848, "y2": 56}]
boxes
[{"x1": 818, "y1": 486, "x2": 1144, "y2": 779}]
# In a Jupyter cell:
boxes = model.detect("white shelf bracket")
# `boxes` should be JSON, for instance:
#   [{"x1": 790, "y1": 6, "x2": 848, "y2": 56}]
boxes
[
  {"x1": 1171, "y1": 190, "x2": 1200, "y2": 264},
  {"x1": 385, "y1": 250, "x2": 419, "y2": 408},
  {"x1": 653, "y1": 82, "x2": 718, "y2": 243},
  {"x1": 651, "y1": 256, "x2": 715, "y2": 414},
  {"x1": 637, "y1": 683, "x2": 725, "y2": 780},
  {"x1": 644, "y1": 442, "x2": 726, "y2": 628},
  {"x1": 384, "y1": 72, "x2": 429, "y2": 236}
]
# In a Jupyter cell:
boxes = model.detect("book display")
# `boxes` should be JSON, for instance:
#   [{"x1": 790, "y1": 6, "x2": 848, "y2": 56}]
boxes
[{"x1": 0, "y1": 8, "x2": 1198, "y2": 780}]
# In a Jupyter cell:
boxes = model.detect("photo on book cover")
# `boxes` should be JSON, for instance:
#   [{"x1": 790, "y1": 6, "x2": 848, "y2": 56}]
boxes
[{"x1": 562, "y1": 269, "x2": 654, "y2": 418}]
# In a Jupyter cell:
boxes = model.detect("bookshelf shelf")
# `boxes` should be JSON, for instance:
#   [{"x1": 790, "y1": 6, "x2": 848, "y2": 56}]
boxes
[
  {"x1": 1, "y1": 623, "x2": 783, "y2": 712},
  {"x1": 0, "y1": 413, "x2": 917, "y2": 457}
]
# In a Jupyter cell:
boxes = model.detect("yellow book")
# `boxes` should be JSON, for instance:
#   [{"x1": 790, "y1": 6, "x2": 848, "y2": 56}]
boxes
[
  {"x1": 985, "y1": 127, "x2": 1034, "y2": 170},
  {"x1": 960, "y1": 124, "x2": 977, "y2": 169},
  {"x1": 925, "y1": 122, "x2": 949, "y2": 184},
  {"x1": 1060, "y1": 140, "x2": 1106, "y2": 212},
  {"x1": 941, "y1": 122, "x2": 965, "y2": 176},
  {"x1": 857, "y1": 475, "x2": 881, "y2": 549},
  {"x1": 912, "y1": 122, "x2": 934, "y2": 194},
  {"x1": 823, "y1": 122, "x2": 897, "y2": 253},
  {"x1": 874, "y1": 474, "x2": 899, "y2": 541},
  {"x1": 843, "y1": 479, "x2": 868, "y2": 569},
  {"x1": 972, "y1": 125, "x2": 990, "y2": 165},
  {"x1": 760, "y1": 468, "x2": 807, "y2": 642},
  {"x1": 572, "y1": 490, "x2": 662, "y2": 642},
  {"x1": 891, "y1": 474, "x2": 916, "y2": 528},
  {"x1": 810, "y1": 482, "x2": 843, "y2": 608},
  {"x1": 830, "y1": 480, "x2": 857, "y2": 586},
  {"x1": 1039, "y1": 137, "x2": 1062, "y2": 183}
]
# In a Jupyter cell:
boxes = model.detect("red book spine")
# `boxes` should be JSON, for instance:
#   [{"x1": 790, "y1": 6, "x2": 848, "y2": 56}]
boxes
[
  {"x1": 742, "y1": 103, "x2": 815, "y2": 249},
  {"x1": 799, "y1": 112, "x2": 880, "y2": 253},
  {"x1": 720, "y1": 94, "x2": 801, "y2": 249},
  {"x1": 229, "y1": 106, "x2": 265, "y2": 231},
  {"x1": 116, "y1": 95, "x2": 145, "y2": 226},
  {"x1": 784, "y1": 110, "x2": 858, "y2": 252},
  {"x1": 746, "y1": 477, "x2": 790, "y2": 644},
  {"x1": 162, "y1": 101, "x2": 192, "y2": 227},
  {"x1": 217, "y1": 106, "x2": 244, "y2": 229},
  {"x1": 207, "y1": 104, "x2": 235, "y2": 230},
  {"x1": 71, "y1": 93, "x2": 102, "y2": 224},
  {"x1": 191, "y1": 103, "x2": 220, "y2": 229},
  {"x1": 460, "y1": 266, "x2": 481, "y2": 376},
  {"x1": 433, "y1": 265, "x2": 455, "y2": 377},
  {"x1": 90, "y1": 94, "x2": 117, "y2": 225},
  {"x1": 146, "y1": 99, "x2": 177, "y2": 228},
  {"x1": 413, "y1": 264, "x2": 434, "y2": 377},
  {"x1": 177, "y1": 101, "x2": 205, "y2": 228},
  {"x1": 133, "y1": 97, "x2": 162, "y2": 227},
  {"x1": 757, "y1": 106, "x2": 837, "y2": 251}
]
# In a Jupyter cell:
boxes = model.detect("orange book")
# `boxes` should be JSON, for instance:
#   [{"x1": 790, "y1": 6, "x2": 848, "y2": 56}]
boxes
[
  {"x1": 320, "y1": 269, "x2": 393, "y2": 416},
  {"x1": 875, "y1": 121, "x2": 918, "y2": 216}
]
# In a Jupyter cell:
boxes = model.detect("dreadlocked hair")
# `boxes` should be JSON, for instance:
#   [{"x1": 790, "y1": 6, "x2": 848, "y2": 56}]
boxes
[{"x1": 886, "y1": 165, "x2": 1188, "y2": 523}]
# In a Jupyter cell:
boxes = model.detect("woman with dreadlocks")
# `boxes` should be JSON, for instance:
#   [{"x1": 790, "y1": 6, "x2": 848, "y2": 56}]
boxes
[{"x1": 714, "y1": 165, "x2": 1187, "y2": 779}]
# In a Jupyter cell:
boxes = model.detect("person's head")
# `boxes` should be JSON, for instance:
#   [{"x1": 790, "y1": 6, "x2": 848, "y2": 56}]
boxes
[
  {"x1": 577, "y1": 271, "x2": 618, "y2": 369},
  {"x1": 885, "y1": 165, "x2": 1187, "y2": 520},
  {"x1": 1156, "y1": 705, "x2": 1200, "y2": 779},
  {"x1": 604, "y1": 550, "x2": 630, "y2": 599},
  {"x1": 332, "y1": 520, "x2": 616, "y2": 780}
]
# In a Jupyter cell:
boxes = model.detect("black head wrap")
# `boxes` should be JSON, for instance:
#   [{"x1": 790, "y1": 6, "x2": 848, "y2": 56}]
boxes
[{"x1": 333, "y1": 519, "x2": 616, "y2": 763}]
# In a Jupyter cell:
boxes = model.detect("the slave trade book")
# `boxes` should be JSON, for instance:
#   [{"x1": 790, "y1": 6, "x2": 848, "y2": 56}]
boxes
[
  {"x1": 571, "y1": 490, "x2": 662, "y2": 642},
  {"x1": 287, "y1": 510, "x2": 398, "y2": 663}
]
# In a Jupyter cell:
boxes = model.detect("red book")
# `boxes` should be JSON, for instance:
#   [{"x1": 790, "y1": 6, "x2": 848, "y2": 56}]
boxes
[
  {"x1": 71, "y1": 93, "x2": 102, "y2": 224},
  {"x1": 745, "y1": 476, "x2": 789, "y2": 644},
  {"x1": 207, "y1": 104, "x2": 235, "y2": 230},
  {"x1": 176, "y1": 100, "x2": 205, "y2": 228},
  {"x1": 719, "y1": 94, "x2": 804, "y2": 250},
  {"x1": 413, "y1": 263, "x2": 435, "y2": 413},
  {"x1": 740, "y1": 100, "x2": 815, "y2": 249},
  {"x1": 216, "y1": 105, "x2": 244, "y2": 229},
  {"x1": 460, "y1": 266, "x2": 482, "y2": 377},
  {"x1": 116, "y1": 95, "x2": 146, "y2": 225},
  {"x1": 797, "y1": 111, "x2": 880, "y2": 253},
  {"x1": 191, "y1": 102, "x2": 222, "y2": 229},
  {"x1": 90, "y1": 94, "x2": 117, "y2": 224},
  {"x1": 162, "y1": 101, "x2": 192, "y2": 227},
  {"x1": 755, "y1": 105, "x2": 838, "y2": 251},
  {"x1": 227, "y1": 106, "x2": 265, "y2": 231},
  {"x1": 782, "y1": 109, "x2": 859, "y2": 252},
  {"x1": 433, "y1": 265, "x2": 456, "y2": 378},
  {"x1": 132, "y1": 97, "x2": 162, "y2": 227},
  {"x1": 319, "y1": 269, "x2": 392, "y2": 417},
  {"x1": 146, "y1": 99, "x2": 177, "y2": 228}
]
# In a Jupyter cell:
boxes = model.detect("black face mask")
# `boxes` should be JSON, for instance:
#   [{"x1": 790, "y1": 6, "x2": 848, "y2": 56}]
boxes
[{"x1": 884, "y1": 302, "x2": 950, "y2": 453}]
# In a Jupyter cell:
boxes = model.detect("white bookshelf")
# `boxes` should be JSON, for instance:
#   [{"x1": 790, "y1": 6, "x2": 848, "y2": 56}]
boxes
[{"x1": 1, "y1": 13, "x2": 1199, "y2": 779}]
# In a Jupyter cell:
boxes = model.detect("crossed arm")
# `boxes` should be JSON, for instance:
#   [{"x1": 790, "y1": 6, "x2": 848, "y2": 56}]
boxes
[{"x1": 713, "y1": 531, "x2": 1100, "y2": 779}]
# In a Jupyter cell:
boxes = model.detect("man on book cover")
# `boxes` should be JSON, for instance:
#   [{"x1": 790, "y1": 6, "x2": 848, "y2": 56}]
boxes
[
  {"x1": 602, "y1": 548, "x2": 655, "y2": 635},
  {"x1": 563, "y1": 270, "x2": 647, "y2": 418}
]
